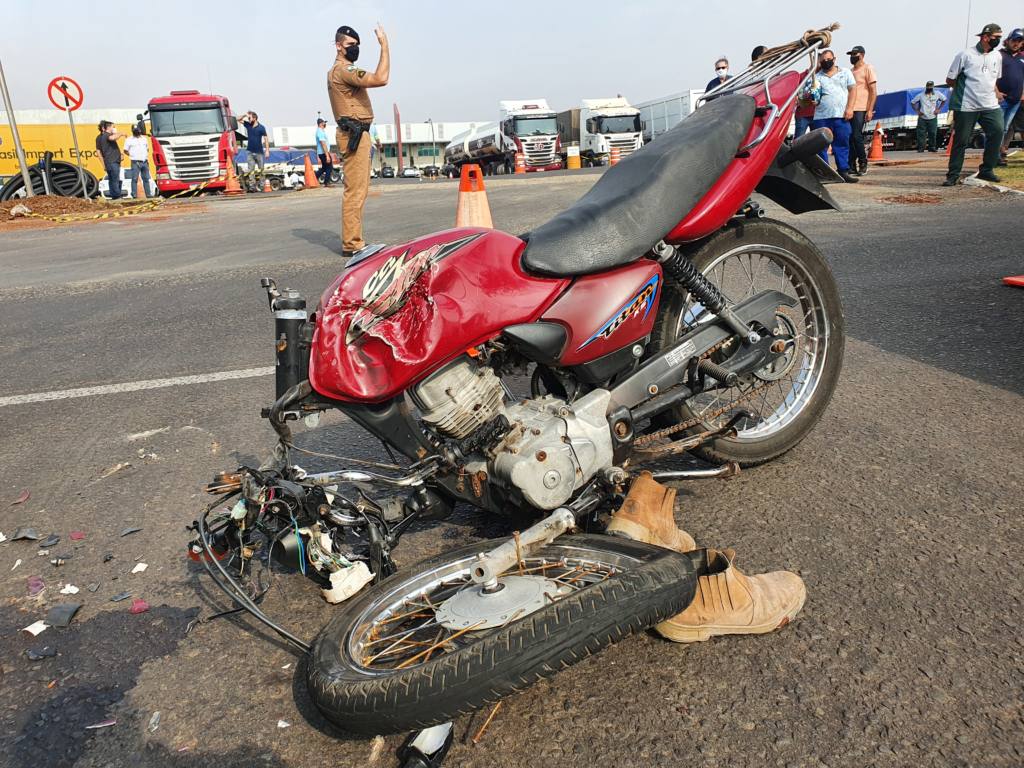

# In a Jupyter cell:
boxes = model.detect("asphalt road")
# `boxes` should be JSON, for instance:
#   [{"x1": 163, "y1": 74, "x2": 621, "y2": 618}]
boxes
[{"x1": 1, "y1": 155, "x2": 1022, "y2": 768}]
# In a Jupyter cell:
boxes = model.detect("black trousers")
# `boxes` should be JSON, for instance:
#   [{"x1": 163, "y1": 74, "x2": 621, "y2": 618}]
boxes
[
  {"x1": 318, "y1": 152, "x2": 333, "y2": 184},
  {"x1": 849, "y1": 111, "x2": 867, "y2": 165}
]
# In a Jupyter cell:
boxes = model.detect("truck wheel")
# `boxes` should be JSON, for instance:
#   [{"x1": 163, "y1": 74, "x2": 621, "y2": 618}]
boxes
[{"x1": 269, "y1": 177, "x2": 283, "y2": 191}]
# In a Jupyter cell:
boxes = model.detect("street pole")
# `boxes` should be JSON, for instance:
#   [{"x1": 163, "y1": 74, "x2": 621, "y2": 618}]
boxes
[
  {"x1": 0, "y1": 55, "x2": 36, "y2": 197},
  {"x1": 429, "y1": 118, "x2": 436, "y2": 168},
  {"x1": 61, "y1": 82, "x2": 88, "y2": 199},
  {"x1": 965, "y1": 0, "x2": 972, "y2": 46}
]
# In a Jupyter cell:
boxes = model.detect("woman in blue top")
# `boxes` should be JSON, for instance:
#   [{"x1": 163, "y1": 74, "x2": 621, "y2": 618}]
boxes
[{"x1": 809, "y1": 49, "x2": 859, "y2": 183}]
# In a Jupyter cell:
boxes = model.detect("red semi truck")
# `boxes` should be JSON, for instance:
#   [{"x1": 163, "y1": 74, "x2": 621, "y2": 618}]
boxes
[{"x1": 147, "y1": 90, "x2": 240, "y2": 195}]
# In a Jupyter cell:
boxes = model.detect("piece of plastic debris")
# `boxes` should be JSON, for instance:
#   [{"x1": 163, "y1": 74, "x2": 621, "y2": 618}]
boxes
[
  {"x1": 11, "y1": 489, "x2": 30, "y2": 505},
  {"x1": 39, "y1": 533, "x2": 60, "y2": 548},
  {"x1": 103, "y1": 553, "x2": 115, "y2": 562},
  {"x1": 131, "y1": 562, "x2": 148, "y2": 574},
  {"x1": 47, "y1": 679, "x2": 58, "y2": 689},
  {"x1": 110, "y1": 591, "x2": 132, "y2": 602},
  {"x1": 321, "y1": 562, "x2": 375, "y2": 604},
  {"x1": 27, "y1": 575, "x2": 45, "y2": 596},
  {"x1": 9, "y1": 203, "x2": 32, "y2": 218},
  {"x1": 277, "y1": 720, "x2": 291, "y2": 729},
  {"x1": 69, "y1": 531, "x2": 86, "y2": 541},
  {"x1": 60, "y1": 584, "x2": 80, "y2": 595},
  {"x1": 99, "y1": 462, "x2": 131, "y2": 479},
  {"x1": 50, "y1": 553, "x2": 72, "y2": 566},
  {"x1": 26, "y1": 645, "x2": 57, "y2": 661},
  {"x1": 12, "y1": 559, "x2": 23, "y2": 570},
  {"x1": 22, "y1": 620, "x2": 49, "y2": 636},
  {"x1": 38, "y1": 550, "x2": 50, "y2": 557},
  {"x1": 85, "y1": 719, "x2": 117, "y2": 730},
  {"x1": 120, "y1": 527, "x2": 142, "y2": 537},
  {"x1": 148, "y1": 711, "x2": 161, "y2": 733},
  {"x1": 0, "y1": 531, "x2": 7, "y2": 544},
  {"x1": 46, "y1": 602, "x2": 83, "y2": 627},
  {"x1": 129, "y1": 598, "x2": 150, "y2": 614},
  {"x1": 12, "y1": 527, "x2": 39, "y2": 541},
  {"x1": 281, "y1": 663, "x2": 292, "y2": 670},
  {"x1": 87, "y1": 582, "x2": 100, "y2": 592}
]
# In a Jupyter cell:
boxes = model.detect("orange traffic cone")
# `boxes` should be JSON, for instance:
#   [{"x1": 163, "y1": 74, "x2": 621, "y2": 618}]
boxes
[
  {"x1": 455, "y1": 164, "x2": 493, "y2": 228},
  {"x1": 514, "y1": 153, "x2": 526, "y2": 174},
  {"x1": 223, "y1": 159, "x2": 245, "y2": 197},
  {"x1": 262, "y1": 176, "x2": 272, "y2": 193},
  {"x1": 303, "y1": 153, "x2": 321, "y2": 189},
  {"x1": 1003, "y1": 275, "x2": 1024, "y2": 288},
  {"x1": 945, "y1": 129, "x2": 955, "y2": 156},
  {"x1": 135, "y1": 171, "x2": 145, "y2": 200},
  {"x1": 609, "y1": 146, "x2": 621, "y2": 166},
  {"x1": 868, "y1": 125, "x2": 884, "y2": 161}
]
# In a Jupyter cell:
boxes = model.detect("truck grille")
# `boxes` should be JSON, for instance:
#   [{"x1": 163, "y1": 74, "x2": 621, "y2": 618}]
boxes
[
  {"x1": 166, "y1": 143, "x2": 219, "y2": 182},
  {"x1": 609, "y1": 137, "x2": 639, "y2": 156},
  {"x1": 523, "y1": 138, "x2": 557, "y2": 167}
]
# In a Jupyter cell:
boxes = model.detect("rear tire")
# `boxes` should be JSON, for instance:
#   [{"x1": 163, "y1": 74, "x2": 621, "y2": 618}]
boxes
[
  {"x1": 306, "y1": 535, "x2": 699, "y2": 735},
  {"x1": 652, "y1": 218, "x2": 844, "y2": 466}
]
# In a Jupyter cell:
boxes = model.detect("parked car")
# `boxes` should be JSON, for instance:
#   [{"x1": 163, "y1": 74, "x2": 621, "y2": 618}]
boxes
[
  {"x1": 440, "y1": 163, "x2": 459, "y2": 179},
  {"x1": 380, "y1": 165, "x2": 396, "y2": 178},
  {"x1": 421, "y1": 165, "x2": 440, "y2": 178},
  {"x1": 399, "y1": 166, "x2": 423, "y2": 179}
]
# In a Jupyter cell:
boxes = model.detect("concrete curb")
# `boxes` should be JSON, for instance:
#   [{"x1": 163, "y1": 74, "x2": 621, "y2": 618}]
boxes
[{"x1": 963, "y1": 175, "x2": 1024, "y2": 196}]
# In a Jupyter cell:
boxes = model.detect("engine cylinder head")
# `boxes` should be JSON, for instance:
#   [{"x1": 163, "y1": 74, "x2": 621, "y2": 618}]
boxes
[{"x1": 411, "y1": 358, "x2": 505, "y2": 440}]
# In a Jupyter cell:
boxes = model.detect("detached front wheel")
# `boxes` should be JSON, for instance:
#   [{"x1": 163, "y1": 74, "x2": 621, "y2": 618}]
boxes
[{"x1": 306, "y1": 535, "x2": 699, "y2": 735}]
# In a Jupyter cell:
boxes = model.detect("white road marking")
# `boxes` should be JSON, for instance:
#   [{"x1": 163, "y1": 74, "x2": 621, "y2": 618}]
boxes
[{"x1": 0, "y1": 367, "x2": 275, "y2": 408}]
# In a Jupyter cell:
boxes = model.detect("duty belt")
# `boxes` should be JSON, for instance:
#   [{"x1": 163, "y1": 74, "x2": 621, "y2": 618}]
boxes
[{"x1": 336, "y1": 117, "x2": 372, "y2": 152}]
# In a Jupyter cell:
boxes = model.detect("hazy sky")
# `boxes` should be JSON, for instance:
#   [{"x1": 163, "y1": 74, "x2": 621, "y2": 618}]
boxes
[{"x1": 3, "y1": 0, "x2": 1020, "y2": 126}]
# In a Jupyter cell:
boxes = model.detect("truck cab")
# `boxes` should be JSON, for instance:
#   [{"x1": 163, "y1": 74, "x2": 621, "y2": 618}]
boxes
[
  {"x1": 580, "y1": 98, "x2": 643, "y2": 164},
  {"x1": 147, "y1": 90, "x2": 239, "y2": 194},
  {"x1": 499, "y1": 100, "x2": 561, "y2": 171}
]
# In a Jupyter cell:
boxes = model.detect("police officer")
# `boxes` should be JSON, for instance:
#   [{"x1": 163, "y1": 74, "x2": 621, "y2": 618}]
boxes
[{"x1": 328, "y1": 23, "x2": 390, "y2": 258}]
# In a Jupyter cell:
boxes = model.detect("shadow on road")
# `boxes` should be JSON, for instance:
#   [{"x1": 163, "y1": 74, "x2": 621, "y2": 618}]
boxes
[{"x1": 290, "y1": 228, "x2": 343, "y2": 256}]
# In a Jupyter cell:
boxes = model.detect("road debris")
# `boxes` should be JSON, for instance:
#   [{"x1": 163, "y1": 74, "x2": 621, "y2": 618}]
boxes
[
  {"x1": 131, "y1": 562, "x2": 148, "y2": 574},
  {"x1": 127, "y1": 427, "x2": 169, "y2": 442},
  {"x1": 0, "y1": 531, "x2": 7, "y2": 543},
  {"x1": 472, "y1": 702, "x2": 503, "y2": 744},
  {"x1": 26, "y1": 645, "x2": 57, "y2": 660},
  {"x1": 87, "y1": 582, "x2": 100, "y2": 592},
  {"x1": 60, "y1": 584, "x2": 80, "y2": 595},
  {"x1": 9, "y1": 203, "x2": 32, "y2": 218},
  {"x1": 46, "y1": 602, "x2": 83, "y2": 627},
  {"x1": 85, "y1": 719, "x2": 117, "y2": 730},
  {"x1": 281, "y1": 663, "x2": 292, "y2": 670},
  {"x1": 136, "y1": 448, "x2": 158, "y2": 460},
  {"x1": 27, "y1": 575, "x2": 45, "y2": 596},
  {"x1": 99, "y1": 462, "x2": 131, "y2": 479},
  {"x1": 50, "y1": 553, "x2": 72, "y2": 566},
  {"x1": 38, "y1": 550, "x2": 50, "y2": 556},
  {"x1": 368, "y1": 735, "x2": 386, "y2": 765},
  {"x1": 111, "y1": 591, "x2": 132, "y2": 602},
  {"x1": 12, "y1": 558, "x2": 22, "y2": 570},
  {"x1": 277, "y1": 719, "x2": 291, "y2": 729},
  {"x1": 11, "y1": 489, "x2": 31, "y2": 505},
  {"x1": 120, "y1": 527, "x2": 142, "y2": 537},
  {"x1": 129, "y1": 598, "x2": 150, "y2": 614},
  {"x1": 69, "y1": 531, "x2": 86, "y2": 541},
  {"x1": 103, "y1": 553, "x2": 115, "y2": 562},
  {"x1": 148, "y1": 711, "x2": 161, "y2": 733},
  {"x1": 22, "y1": 620, "x2": 49, "y2": 636},
  {"x1": 12, "y1": 527, "x2": 39, "y2": 541},
  {"x1": 39, "y1": 533, "x2": 60, "y2": 548}
]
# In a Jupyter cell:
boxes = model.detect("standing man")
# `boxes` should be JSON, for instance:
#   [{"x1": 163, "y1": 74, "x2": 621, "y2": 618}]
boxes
[
  {"x1": 944, "y1": 24, "x2": 1004, "y2": 186},
  {"x1": 315, "y1": 117, "x2": 334, "y2": 186},
  {"x1": 122, "y1": 126, "x2": 153, "y2": 198},
  {"x1": 95, "y1": 120, "x2": 125, "y2": 199},
  {"x1": 241, "y1": 111, "x2": 269, "y2": 191},
  {"x1": 911, "y1": 81, "x2": 946, "y2": 152},
  {"x1": 846, "y1": 45, "x2": 877, "y2": 175},
  {"x1": 329, "y1": 23, "x2": 390, "y2": 258},
  {"x1": 705, "y1": 58, "x2": 732, "y2": 93},
  {"x1": 996, "y1": 29, "x2": 1024, "y2": 165},
  {"x1": 810, "y1": 50, "x2": 859, "y2": 183}
]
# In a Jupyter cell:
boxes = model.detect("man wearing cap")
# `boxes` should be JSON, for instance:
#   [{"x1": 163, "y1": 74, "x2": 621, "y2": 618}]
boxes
[
  {"x1": 996, "y1": 29, "x2": 1024, "y2": 164},
  {"x1": 911, "y1": 81, "x2": 946, "y2": 152},
  {"x1": 315, "y1": 118, "x2": 334, "y2": 187},
  {"x1": 846, "y1": 45, "x2": 877, "y2": 175},
  {"x1": 328, "y1": 23, "x2": 390, "y2": 258},
  {"x1": 944, "y1": 23, "x2": 1004, "y2": 185}
]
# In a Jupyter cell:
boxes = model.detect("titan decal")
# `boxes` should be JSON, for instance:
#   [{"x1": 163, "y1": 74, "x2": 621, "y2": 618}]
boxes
[
  {"x1": 347, "y1": 233, "x2": 483, "y2": 343},
  {"x1": 577, "y1": 275, "x2": 659, "y2": 350}
]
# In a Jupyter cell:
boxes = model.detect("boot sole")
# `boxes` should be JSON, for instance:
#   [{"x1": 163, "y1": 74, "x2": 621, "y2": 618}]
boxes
[
  {"x1": 654, "y1": 586, "x2": 806, "y2": 643},
  {"x1": 605, "y1": 518, "x2": 696, "y2": 553}
]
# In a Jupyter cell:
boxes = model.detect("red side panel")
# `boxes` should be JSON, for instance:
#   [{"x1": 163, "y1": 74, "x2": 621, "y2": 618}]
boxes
[
  {"x1": 309, "y1": 228, "x2": 569, "y2": 403},
  {"x1": 542, "y1": 261, "x2": 662, "y2": 366},
  {"x1": 666, "y1": 71, "x2": 802, "y2": 243}
]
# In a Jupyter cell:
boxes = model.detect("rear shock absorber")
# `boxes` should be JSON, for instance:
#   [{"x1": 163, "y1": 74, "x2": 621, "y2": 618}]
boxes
[
  {"x1": 652, "y1": 242, "x2": 760, "y2": 344},
  {"x1": 261, "y1": 278, "x2": 309, "y2": 399}
]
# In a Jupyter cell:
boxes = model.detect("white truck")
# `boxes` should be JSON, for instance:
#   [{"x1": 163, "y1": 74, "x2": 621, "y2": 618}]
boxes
[
  {"x1": 556, "y1": 98, "x2": 643, "y2": 166},
  {"x1": 443, "y1": 99, "x2": 562, "y2": 175}
]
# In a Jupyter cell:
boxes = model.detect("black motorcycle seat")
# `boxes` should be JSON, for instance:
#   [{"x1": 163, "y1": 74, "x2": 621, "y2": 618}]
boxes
[{"x1": 521, "y1": 94, "x2": 757, "y2": 277}]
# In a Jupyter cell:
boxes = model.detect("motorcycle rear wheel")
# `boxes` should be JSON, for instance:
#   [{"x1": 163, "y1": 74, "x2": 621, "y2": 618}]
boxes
[
  {"x1": 653, "y1": 218, "x2": 845, "y2": 466},
  {"x1": 306, "y1": 535, "x2": 699, "y2": 735}
]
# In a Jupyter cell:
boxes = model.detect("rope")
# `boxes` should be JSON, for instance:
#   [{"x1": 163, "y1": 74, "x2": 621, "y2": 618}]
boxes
[{"x1": 754, "y1": 23, "x2": 840, "y2": 61}]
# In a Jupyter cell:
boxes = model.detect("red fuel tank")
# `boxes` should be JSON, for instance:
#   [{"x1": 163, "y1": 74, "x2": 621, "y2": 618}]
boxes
[{"x1": 309, "y1": 228, "x2": 569, "y2": 403}]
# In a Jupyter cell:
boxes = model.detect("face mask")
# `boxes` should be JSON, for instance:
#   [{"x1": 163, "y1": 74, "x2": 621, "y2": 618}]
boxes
[
  {"x1": 821, "y1": 59, "x2": 835, "y2": 71},
  {"x1": 344, "y1": 44, "x2": 360, "y2": 62},
  {"x1": 850, "y1": 54, "x2": 861, "y2": 64},
  {"x1": 716, "y1": 68, "x2": 728, "y2": 77},
  {"x1": 926, "y1": 87, "x2": 934, "y2": 93},
  {"x1": 987, "y1": 37, "x2": 1001, "y2": 49}
]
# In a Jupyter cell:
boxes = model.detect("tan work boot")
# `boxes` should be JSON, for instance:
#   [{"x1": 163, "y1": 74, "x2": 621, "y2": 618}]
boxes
[
  {"x1": 606, "y1": 471, "x2": 696, "y2": 552},
  {"x1": 656, "y1": 548, "x2": 806, "y2": 643}
]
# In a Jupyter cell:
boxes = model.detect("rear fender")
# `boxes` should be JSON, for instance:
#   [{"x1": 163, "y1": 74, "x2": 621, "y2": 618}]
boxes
[{"x1": 755, "y1": 148, "x2": 842, "y2": 214}]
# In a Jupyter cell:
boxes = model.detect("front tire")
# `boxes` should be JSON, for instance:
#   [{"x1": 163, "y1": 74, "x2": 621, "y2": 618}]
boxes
[
  {"x1": 652, "y1": 218, "x2": 845, "y2": 466},
  {"x1": 306, "y1": 535, "x2": 699, "y2": 734}
]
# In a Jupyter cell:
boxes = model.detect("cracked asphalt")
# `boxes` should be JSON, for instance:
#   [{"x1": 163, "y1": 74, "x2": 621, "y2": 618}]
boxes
[{"x1": 0, "y1": 153, "x2": 1021, "y2": 768}]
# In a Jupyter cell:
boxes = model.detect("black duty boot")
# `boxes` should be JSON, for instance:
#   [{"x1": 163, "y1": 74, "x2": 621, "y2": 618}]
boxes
[
  {"x1": 838, "y1": 170, "x2": 860, "y2": 183},
  {"x1": 977, "y1": 170, "x2": 1002, "y2": 183}
]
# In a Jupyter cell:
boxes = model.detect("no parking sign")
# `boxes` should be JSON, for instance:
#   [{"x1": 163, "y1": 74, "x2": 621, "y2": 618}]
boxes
[{"x1": 47, "y1": 75, "x2": 88, "y2": 196}]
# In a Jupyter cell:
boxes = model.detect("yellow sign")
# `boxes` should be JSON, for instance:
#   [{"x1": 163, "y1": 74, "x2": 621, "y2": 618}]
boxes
[{"x1": 0, "y1": 122, "x2": 141, "y2": 178}]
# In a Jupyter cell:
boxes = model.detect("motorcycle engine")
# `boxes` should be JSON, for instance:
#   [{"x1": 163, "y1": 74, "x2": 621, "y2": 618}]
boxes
[{"x1": 412, "y1": 358, "x2": 613, "y2": 510}]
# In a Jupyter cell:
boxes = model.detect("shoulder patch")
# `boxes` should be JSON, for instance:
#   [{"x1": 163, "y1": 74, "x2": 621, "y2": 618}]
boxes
[
  {"x1": 346, "y1": 65, "x2": 356, "y2": 71},
  {"x1": 356, "y1": 69, "x2": 367, "y2": 78}
]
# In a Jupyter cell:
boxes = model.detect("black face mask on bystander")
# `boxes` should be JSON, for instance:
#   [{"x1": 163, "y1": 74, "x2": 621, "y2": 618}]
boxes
[{"x1": 821, "y1": 59, "x2": 835, "y2": 71}]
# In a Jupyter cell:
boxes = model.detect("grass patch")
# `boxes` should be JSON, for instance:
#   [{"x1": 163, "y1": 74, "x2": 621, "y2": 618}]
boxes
[{"x1": 997, "y1": 156, "x2": 1024, "y2": 190}]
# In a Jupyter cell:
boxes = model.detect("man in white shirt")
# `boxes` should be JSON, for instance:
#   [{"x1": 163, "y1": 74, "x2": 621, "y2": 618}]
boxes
[
  {"x1": 122, "y1": 127, "x2": 153, "y2": 199},
  {"x1": 944, "y1": 23, "x2": 1004, "y2": 185},
  {"x1": 911, "y1": 81, "x2": 946, "y2": 152}
]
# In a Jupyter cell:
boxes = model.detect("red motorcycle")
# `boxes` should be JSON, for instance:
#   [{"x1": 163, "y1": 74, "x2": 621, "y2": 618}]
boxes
[{"x1": 194, "y1": 29, "x2": 844, "y2": 735}]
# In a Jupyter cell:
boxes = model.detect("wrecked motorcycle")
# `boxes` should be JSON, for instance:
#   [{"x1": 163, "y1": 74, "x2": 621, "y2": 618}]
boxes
[{"x1": 192, "y1": 32, "x2": 845, "y2": 735}]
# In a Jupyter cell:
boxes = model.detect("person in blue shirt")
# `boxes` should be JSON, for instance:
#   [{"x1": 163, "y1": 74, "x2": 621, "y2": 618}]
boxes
[
  {"x1": 810, "y1": 50, "x2": 859, "y2": 183},
  {"x1": 315, "y1": 118, "x2": 334, "y2": 186},
  {"x1": 705, "y1": 57, "x2": 732, "y2": 93},
  {"x1": 240, "y1": 111, "x2": 270, "y2": 191},
  {"x1": 997, "y1": 29, "x2": 1024, "y2": 164}
]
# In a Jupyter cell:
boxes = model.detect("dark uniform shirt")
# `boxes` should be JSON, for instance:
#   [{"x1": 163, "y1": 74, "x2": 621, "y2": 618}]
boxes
[
  {"x1": 328, "y1": 55, "x2": 374, "y2": 122},
  {"x1": 95, "y1": 132, "x2": 121, "y2": 165}
]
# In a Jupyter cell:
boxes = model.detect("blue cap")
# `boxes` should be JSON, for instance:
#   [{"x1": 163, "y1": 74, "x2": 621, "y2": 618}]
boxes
[{"x1": 1009, "y1": 28, "x2": 1024, "y2": 40}]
